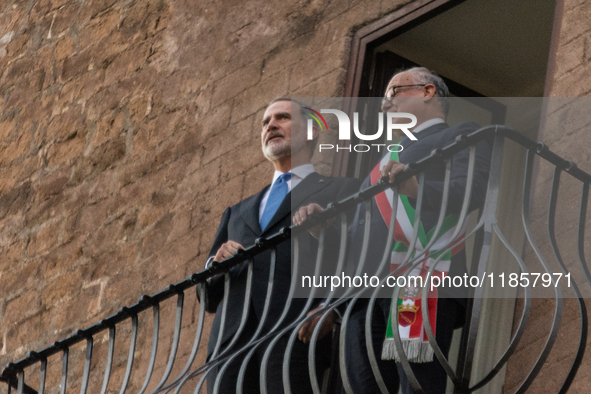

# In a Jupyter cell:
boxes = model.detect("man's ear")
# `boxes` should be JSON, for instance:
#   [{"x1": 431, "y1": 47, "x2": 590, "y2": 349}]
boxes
[
  {"x1": 423, "y1": 84, "x2": 437, "y2": 100},
  {"x1": 306, "y1": 124, "x2": 320, "y2": 158},
  {"x1": 309, "y1": 124, "x2": 320, "y2": 141}
]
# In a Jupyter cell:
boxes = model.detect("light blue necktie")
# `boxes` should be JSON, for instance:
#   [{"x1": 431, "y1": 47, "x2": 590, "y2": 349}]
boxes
[{"x1": 259, "y1": 173, "x2": 291, "y2": 231}]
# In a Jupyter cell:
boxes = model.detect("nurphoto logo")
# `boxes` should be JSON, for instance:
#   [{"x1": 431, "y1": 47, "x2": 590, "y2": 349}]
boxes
[{"x1": 304, "y1": 107, "x2": 417, "y2": 153}]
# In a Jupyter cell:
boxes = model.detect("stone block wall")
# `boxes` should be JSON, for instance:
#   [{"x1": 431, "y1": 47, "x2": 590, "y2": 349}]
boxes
[{"x1": 0, "y1": 0, "x2": 412, "y2": 391}]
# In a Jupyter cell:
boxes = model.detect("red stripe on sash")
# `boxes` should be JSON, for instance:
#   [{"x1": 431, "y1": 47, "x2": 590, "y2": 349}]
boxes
[{"x1": 371, "y1": 162, "x2": 409, "y2": 245}]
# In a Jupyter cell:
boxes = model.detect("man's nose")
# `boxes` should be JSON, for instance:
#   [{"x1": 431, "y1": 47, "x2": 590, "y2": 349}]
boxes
[
  {"x1": 266, "y1": 117, "x2": 280, "y2": 131},
  {"x1": 381, "y1": 100, "x2": 394, "y2": 112}
]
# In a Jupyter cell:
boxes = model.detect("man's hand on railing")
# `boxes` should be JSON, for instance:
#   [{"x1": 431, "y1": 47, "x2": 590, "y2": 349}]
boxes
[
  {"x1": 214, "y1": 240, "x2": 245, "y2": 263},
  {"x1": 381, "y1": 159, "x2": 419, "y2": 198},
  {"x1": 297, "y1": 305, "x2": 338, "y2": 344},
  {"x1": 292, "y1": 203, "x2": 334, "y2": 239}
]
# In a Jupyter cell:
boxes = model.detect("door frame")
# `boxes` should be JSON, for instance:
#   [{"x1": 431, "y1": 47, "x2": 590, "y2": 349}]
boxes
[{"x1": 333, "y1": 0, "x2": 565, "y2": 177}]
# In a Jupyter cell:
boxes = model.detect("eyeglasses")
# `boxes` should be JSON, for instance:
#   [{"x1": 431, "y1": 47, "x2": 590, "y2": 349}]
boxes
[{"x1": 382, "y1": 84, "x2": 427, "y2": 103}]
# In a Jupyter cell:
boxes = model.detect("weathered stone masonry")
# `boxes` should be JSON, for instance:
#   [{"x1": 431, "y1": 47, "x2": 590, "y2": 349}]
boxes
[{"x1": 0, "y1": 0, "x2": 590, "y2": 391}]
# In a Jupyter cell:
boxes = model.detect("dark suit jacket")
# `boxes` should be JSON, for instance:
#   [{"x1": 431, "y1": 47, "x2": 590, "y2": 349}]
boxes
[
  {"x1": 347, "y1": 121, "x2": 493, "y2": 298},
  {"x1": 206, "y1": 172, "x2": 360, "y2": 355},
  {"x1": 341, "y1": 122, "x2": 493, "y2": 393}
]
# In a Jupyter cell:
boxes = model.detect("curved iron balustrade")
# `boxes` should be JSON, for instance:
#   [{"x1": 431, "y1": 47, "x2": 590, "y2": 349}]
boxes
[{"x1": 1, "y1": 126, "x2": 589, "y2": 394}]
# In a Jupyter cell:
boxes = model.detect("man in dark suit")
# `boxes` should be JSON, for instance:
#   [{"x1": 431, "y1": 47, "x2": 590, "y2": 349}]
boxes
[
  {"x1": 295, "y1": 67, "x2": 492, "y2": 393},
  {"x1": 204, "y1": 98, "x2": 360, "y2": 394}
]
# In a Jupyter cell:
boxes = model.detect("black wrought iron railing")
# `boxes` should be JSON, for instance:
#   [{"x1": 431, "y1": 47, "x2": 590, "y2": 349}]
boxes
[{"x1": 1, "y1": 126, "x2": 590, "y2": 394}]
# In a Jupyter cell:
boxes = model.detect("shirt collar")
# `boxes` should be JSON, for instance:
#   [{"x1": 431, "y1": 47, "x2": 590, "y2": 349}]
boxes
[
  {"x1": 413, "y1": 118, "x2": 445, "y2": 135},
  {"x1": 291, "y1": 164, "x2": 315, "y2": 181},
  {"x1": 271, "y1": 163, "x2": 315, "y2": 184}
]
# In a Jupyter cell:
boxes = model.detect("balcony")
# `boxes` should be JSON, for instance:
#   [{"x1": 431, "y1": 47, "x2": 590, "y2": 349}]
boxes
[{"x1": 1, "y1": 126, "x2": 589, "y2": 394}]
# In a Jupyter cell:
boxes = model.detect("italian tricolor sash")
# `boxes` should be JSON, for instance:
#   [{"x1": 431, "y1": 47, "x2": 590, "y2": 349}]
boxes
[{"x1": 371, "y1": 151, "x2": 468, "y2": 363}]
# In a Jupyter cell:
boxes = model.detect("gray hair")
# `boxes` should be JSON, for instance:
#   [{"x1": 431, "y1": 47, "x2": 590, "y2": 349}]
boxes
[
  {"x1": 266, "y1": 97, "x2": 318, "y2": 154},
  {"x1": 404, "y1": 67, "x2": 450, "y2": 116},
  {"x1": 268, "y1": 97, "x2": 311, "y2": 122}
]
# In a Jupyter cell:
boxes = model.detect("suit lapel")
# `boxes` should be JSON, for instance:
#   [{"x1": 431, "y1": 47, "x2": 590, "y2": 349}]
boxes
[
  {"x1": 291, "y1": 172, "x2": 333, "y2": 209},
  {"x1": 261, "y1": 172, "x2": 333, "y2": 233},
  {"x1": 401, "y1": 122, "x2": 448, "y2": 151},
  {"x1": 400, "y1": 123, "x2": 448, "y2": 162},
  {"x1": 418, "y1": 122, "x2": 448, "y2": 139},
  {"x1": 240, "y1": 186, "x2": 269, "y2": 235}
]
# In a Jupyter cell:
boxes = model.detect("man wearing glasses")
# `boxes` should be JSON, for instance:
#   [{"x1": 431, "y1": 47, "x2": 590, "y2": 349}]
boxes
[{"x1": 295, "y1": 67, "x2": 493, "y2": 393}]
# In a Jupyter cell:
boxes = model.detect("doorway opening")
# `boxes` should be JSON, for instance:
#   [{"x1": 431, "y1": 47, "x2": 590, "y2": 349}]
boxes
[{"x1": 343, "y1": 0, "x2": 557, "y2": 179}]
